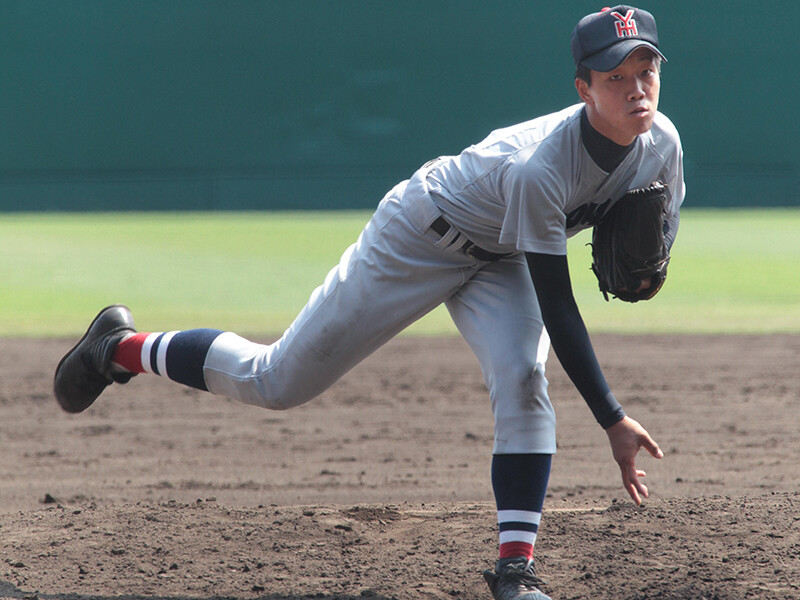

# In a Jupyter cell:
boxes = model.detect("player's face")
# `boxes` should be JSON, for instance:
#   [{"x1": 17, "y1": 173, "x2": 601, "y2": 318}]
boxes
[{"x1": 576, "y1": 48, "x2": 661, "y2": 146}]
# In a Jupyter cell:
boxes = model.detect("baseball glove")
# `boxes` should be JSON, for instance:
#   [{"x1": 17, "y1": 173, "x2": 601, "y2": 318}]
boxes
[{"x1": 590, "y1": 181, "x2": 670, "y2": 303}]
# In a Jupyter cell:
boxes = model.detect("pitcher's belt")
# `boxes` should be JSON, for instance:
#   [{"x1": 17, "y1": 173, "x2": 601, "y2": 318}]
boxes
[{"x1": 430, "y1": 216, "x2": 512, "y2": 262}]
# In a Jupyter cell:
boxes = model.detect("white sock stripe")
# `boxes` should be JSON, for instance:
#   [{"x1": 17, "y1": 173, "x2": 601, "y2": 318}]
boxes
[
  {"x1": 499, "y1": 530, "x2": 538, "y2": 545},
  {"x1": 140, "y1": 333, "x2": 164, "y2": 374},
  {"x1": 156, "y1": 331, "x2": 179, "y2": 379},
  {"x1": 497, "y1": 510, "x2": 542, "y2": 525}
]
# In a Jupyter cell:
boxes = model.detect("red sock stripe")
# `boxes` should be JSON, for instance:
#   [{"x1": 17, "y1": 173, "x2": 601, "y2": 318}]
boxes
[
  {"x1": 499, "y1": 542, "x2": 534, "y2": 560},
  {"x1": 111, "y1": 332, "x2": 150, "y2": 374}
]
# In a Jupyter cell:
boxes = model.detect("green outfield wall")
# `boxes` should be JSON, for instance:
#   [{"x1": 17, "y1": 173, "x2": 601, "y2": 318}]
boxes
[{"x1": 1, "y1": 0, "x2": 797, "y2": 211}]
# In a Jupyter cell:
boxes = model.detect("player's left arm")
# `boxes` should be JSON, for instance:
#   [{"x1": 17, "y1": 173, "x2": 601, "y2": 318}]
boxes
[
  {"x1": 525, "y1": 251, "x2": 662, "y2": 504},
  {"x1": 664, "y1": 210, "x2": 680, "y2": 251},
  {"x1": 662, "y1": 127, "x2": 686, "y2": 252}
]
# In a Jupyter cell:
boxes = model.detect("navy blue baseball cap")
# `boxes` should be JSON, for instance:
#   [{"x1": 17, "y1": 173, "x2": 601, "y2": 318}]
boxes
[{"x1": 571, "y1": 5, "x2": 667, "y2": 72}]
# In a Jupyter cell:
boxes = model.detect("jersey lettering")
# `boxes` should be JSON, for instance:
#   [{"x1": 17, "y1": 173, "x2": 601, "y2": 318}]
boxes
[
  {"x1": 565, "y1": 197, "x2": 613, "y2": 229},
  {"x1": 611, "y1": 10, "x2": 638, "y2": 37}
]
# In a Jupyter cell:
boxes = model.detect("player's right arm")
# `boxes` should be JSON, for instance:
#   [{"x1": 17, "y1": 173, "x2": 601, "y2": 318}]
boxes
[
  {"x1": 524, "y1": 251, "x2": 623, "y2": 428},
  {"x1": 525, "y1": 251, "x2": 662, "y2": 504}
]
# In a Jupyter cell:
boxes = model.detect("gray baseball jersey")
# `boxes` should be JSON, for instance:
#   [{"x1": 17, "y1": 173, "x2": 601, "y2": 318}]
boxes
[
  {"x1": 201, "y1": 102, "x2": 685, "y2": 455},
  {"x1": 422, "y1": 103, "x2": 684, "y2": 255}
]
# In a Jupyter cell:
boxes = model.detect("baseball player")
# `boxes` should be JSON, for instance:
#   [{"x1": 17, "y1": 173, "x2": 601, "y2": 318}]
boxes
[{"x1": 54, "y1": 6, "x2": 683, "y2": 599}]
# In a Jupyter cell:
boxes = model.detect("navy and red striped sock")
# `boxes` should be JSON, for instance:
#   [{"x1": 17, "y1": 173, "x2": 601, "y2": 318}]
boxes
[
  {"x1": 112, "y1": 329, "x2": 223, "y2": 391},
  {"x1": 491, "y1": 453, "x2": 552, "y2": 560}
]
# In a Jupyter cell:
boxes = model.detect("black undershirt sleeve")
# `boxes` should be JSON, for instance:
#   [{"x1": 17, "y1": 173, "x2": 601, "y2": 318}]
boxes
[{"x1": 525, "y1": 251, "x2": 626, "y2": 429}]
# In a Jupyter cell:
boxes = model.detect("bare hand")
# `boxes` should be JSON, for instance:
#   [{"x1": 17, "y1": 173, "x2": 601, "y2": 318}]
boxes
[
  {"x1": 636, "y1": 277, "x2": 652, "y2": 293},
  {"x1": 605, "y1": 416, "x2": 663, "y2": 505},
  {"x1": 620, "y1": 277, "x2": 652, "y2": 293}
]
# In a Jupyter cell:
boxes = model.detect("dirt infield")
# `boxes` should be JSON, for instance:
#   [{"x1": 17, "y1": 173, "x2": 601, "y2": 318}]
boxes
[{"x1": 1, "y1": 334, "x2": 799, "y2": 599}]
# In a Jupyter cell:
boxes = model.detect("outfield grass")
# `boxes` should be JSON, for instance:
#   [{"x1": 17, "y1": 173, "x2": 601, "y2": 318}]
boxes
[{"x1": 1, "y1": 208, "x2": 798, "y2": 337}]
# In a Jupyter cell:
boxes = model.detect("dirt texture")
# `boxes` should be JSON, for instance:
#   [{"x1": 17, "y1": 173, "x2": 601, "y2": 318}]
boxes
[{"x1": 1, "y1": 333, "x2": 799, "y2": 600}]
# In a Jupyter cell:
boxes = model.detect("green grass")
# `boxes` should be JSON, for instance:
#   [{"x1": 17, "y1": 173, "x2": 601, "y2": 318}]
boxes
[
  {"x1": 566, "y1": 208, "x2": 800, "y2": 334},
  {"x1": 1, "y1": 208, "x2": 798, "y2": 338}
]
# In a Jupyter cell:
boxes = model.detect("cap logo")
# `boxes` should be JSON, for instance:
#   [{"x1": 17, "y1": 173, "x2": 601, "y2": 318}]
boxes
[{"x1": 611, "y1": 10, "x2": 638, "y2": 38}]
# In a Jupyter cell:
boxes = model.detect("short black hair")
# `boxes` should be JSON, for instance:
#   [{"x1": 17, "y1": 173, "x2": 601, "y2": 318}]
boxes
[{"x1": 575, "y1": 63, "x2": 592, "y2": 86}]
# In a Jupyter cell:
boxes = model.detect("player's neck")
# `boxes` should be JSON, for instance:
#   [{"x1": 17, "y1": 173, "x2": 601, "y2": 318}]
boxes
[{"x1": 580, "y1": 108, "x2": 635, "y2": 173}]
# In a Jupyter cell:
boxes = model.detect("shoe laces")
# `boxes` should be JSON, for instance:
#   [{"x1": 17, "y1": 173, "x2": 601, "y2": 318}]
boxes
[
  {"x1": 500, "y1": 559, "x2": 546, "y2": 589},
  {"x1": 84, "y1": 330, "x2": 129, "y2": 382}
]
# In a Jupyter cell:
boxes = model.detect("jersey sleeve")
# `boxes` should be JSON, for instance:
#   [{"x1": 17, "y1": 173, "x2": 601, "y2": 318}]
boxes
[
  {"x1": 498, "y1": 156, "x2": 570, "y2": 255},
  {"x1": 654, "y1": 114, "x2": 686, "y2": 249}
]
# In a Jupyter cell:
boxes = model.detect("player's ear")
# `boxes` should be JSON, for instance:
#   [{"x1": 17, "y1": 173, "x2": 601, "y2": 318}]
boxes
[{"x1": 575, "y1": 78, "x2": 592, "y2": 104}]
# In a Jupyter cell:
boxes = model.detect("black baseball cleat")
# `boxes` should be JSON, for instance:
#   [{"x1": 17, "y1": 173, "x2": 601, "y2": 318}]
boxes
[
  {"x1": 53, "y1": 305, "x2": 137, "y2": 413},
  {"x1": 483, "y1": 557, "x2": 551, "y2": 600}
]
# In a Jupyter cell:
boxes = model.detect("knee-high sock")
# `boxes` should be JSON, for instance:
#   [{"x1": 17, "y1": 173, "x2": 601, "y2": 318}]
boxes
[
  {"x1": 112, "y1": 329, "x2": 223, "y2": 391},
  {"x1": 491, "y1": 453, "x2": 552, "y2": 560}
]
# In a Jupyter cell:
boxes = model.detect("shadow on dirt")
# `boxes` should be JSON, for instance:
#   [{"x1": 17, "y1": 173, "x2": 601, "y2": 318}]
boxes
[{"x1": 0, "y1": 581, "x2": 393, "y2": 600}]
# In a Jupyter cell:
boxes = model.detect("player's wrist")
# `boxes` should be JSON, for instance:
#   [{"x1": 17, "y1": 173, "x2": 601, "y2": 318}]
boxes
[
  {"x1": 599, "y1": 408, "x2": 626, "y2": 430},
  {"x1": 588, "y1": 391, "x2": 625, "y2": 429}
]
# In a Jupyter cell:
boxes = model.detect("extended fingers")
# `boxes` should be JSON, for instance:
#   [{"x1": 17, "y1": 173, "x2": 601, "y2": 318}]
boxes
[
  {"x1": 622, "y1": 466, "x2": 649, "y2": 505},
  {"x1": 608, "y1": 417, "x2": 661, "y2": 504},
  {"x1": 641, "y1": 434, "x2": 664, "y2": 459}
]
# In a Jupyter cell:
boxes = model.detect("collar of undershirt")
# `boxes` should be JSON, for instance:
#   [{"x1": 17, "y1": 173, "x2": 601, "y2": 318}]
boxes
[{"x1": 580, "y1": 107, "x2": 636, "y2": 173}]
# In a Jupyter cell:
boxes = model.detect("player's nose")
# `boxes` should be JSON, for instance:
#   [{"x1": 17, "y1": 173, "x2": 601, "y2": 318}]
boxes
[{"x1": 627, "y1": 80, "x2": 646, "y2": 101}]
